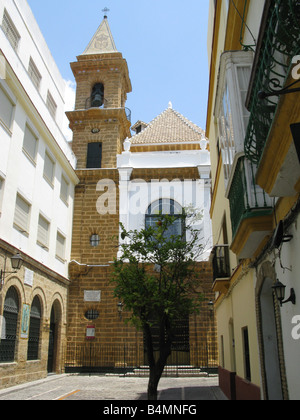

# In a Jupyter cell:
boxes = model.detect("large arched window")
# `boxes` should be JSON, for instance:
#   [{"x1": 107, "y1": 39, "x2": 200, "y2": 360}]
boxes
[
  {"x1": 27, "y1": 296, "x2": 42, "y2": 361},
  {"x1": 0, "y1": 286, "x2": 19, "y2": 362},
  {"x1": 145, "y1": 199, "x2": 185, "y2": 239}
]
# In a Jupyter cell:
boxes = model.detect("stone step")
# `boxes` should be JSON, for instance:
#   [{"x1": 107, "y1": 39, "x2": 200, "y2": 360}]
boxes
[{"x1": 125, "y1": 366, "x2": 213, "y2": 377}]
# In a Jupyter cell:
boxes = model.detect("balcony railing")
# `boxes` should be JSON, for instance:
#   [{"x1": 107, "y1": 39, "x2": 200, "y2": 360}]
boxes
[
  {"x1": 85, "y1": 97, "x2": 132, "y2": 123},
  {"x1": 244, "y1": 0, "x2": 300, "y2": 164},
  {"x1": 228, "y1": 157, "x2": 273, "y2": 237},
  {"x1": 211, "y1": 245, "x2": 231, "y2": 282}
]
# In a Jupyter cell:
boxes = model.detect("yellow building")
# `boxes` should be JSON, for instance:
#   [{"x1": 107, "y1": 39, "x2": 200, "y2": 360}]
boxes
[{"x1": 207, "y1": 0, "x2": 300, "y2": 400}]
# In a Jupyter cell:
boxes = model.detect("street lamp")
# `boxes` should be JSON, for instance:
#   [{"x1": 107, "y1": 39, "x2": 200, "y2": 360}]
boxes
[
  {"x1": 272, "y1": 279, "x2": 296, "y2": 307},
  {"x1": 117, "y1": 301, "x2": 124, "y2": 320},
  {"x1": 0, "y1": 253, "x2": 24, "y2": 289}
]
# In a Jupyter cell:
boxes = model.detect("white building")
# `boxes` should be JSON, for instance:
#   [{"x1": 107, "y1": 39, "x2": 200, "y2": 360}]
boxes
[
  {"x1": 117, "y1": 103, "x2": 212, "y2": 260},
  {"x1": 0, "y1": 0, "x2": 78, "y2": 387}
]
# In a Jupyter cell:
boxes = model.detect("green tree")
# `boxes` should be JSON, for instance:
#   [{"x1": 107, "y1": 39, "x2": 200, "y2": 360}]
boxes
[{"x1": 111, "y1": 211, "x2": 204, "y2": 400}]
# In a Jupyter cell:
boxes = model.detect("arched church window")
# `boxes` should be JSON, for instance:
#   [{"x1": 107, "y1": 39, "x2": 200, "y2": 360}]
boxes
[
  {"x1": 27, "y1": 296, "x2": 42, "y2": 361},
  {"x1": 145, "y1": 199, "x2": 185, "y2": 239},
  {"x1": 0, "y1": 286, "x2": 19, "y2": 362},
  {"x1": 91, "y1": 83, "x2": 104, "y2": 108}
]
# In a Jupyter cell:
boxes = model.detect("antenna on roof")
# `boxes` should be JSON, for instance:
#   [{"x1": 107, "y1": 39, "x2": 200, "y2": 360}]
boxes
[{"x1": 102, "y1": 7, "x2": 110, "y2": 18}]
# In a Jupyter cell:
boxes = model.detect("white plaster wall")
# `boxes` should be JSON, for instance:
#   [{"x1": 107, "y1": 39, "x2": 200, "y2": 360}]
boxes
[
  {"x1": 274, "y1": 214, "x2": 300, "y2": 400},
  {"x1": 0, "y1": 0, "x2": 77, "y2": 278}
]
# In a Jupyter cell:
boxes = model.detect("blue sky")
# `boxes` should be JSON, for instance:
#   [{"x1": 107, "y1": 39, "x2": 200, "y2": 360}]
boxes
[{"x1": 27, "y1": 0, "x2": 210, "y2": 131}]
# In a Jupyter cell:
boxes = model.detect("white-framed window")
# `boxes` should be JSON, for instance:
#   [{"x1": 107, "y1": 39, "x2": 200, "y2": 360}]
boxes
[
  {"x1": 37, "y1": 214, "x2": 50, "y2": 249},
  {"x1": 23, "y1": 124, "x2": 38, "y2": 163},
  {"x1": 214, "y1": 51, "x2": 253, "y2": 187},
  {"x1": 56, "y1": 231, "x2": 66, "y2": 262},
  {"x1": 46, "y1": 91, "x2": 57, "y2": 120},
  {"x1": 1, "y1": 9, "x2": 20, "y2": 51},
  {"x1": 0, "y1": 84, "x2": 14, "y2": 130},
  {"x1": 43, "y1": 151, "x2": 55, "y2": 186},
  {"x1": 28, "y1": 57, "x2": 42, "y2": 91},
  {"x1": 60, "y1": 174, "x2": 69, "y2": 205},
  {"x1": 13, "y1": 194, "x2": 31, "y2": 235}
]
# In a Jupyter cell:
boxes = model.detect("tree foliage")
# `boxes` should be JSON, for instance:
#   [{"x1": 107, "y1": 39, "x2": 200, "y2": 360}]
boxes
[{"x1": 111, "y1": 211, "x2": 205, "y2": 400}]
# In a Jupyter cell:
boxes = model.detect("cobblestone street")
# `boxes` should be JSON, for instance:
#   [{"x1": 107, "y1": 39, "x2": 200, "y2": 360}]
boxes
[{"x1": 0, "y1": 374, "x2": 227, "y2": 401}]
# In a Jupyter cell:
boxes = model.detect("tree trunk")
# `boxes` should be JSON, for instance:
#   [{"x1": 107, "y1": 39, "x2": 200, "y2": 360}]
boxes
[{"x1": 148, "y1": 369, "x2": 160, "y2": 400}]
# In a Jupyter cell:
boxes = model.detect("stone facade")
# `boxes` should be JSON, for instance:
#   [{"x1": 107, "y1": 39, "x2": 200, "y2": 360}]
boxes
[
  {"x1": 65, "y1": 17, "x2": 218, "y2": 371},
  {"x1": 0, "y1": 241, "x2": 68, "y2": 389}
]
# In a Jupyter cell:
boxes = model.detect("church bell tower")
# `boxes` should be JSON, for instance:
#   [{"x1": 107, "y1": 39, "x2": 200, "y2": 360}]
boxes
[{"x1": 65, "y1": 16, "x2": 136, "y2": 350}]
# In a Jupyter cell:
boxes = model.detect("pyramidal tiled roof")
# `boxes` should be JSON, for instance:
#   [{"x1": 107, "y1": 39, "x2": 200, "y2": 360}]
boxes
[
  {"x1": 83, "y1": 17, "x2": 118, "y2": 55},
  {"x1": 130, "y1": 104, "x2": 206, "y2": 146}
]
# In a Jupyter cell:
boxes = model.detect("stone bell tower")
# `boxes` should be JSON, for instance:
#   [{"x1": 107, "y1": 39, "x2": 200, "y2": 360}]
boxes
[{"x1": 65, "y1": 16, "x2": 137, "y2": 355}]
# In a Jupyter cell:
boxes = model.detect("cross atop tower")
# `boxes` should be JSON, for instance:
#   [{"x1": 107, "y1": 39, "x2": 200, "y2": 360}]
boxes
[{"x1": 102, "y1": 7, "x2": 110, "y2": 18}]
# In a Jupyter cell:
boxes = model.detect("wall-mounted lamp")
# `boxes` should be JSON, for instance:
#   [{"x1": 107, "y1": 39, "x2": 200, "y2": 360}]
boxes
[
  {"x1": 208, "y1": 300, "x2": 214, "y2": 311},
  {"x1": 272, "y1": 279, "x2": 296, "y2": 307},
  {"x1": 117, "y1": 301, "x2": 124, "y2": 320},
  {"x1": 0, "y1": 253, "x2": 24, "y2": 289}
]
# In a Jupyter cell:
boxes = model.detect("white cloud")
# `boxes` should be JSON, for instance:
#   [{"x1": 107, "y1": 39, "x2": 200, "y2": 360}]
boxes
[{"x1": 62, "y1": 79, "x2": 76, "y2": 142}]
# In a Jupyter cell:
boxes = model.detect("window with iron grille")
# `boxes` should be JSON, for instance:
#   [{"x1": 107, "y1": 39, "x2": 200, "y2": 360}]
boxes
[
  {"x1": 1, "y1": 9, "x2": 20, "y2": 51},
  {"x1": 27, "y1": 297, "x2": 41, "y2": 361},
  {"x1": 0, "y1": 287, "x2": 19, "y2": 362},
  {"x1": 85, "y1": 309, "x2": 100, "y2": 321}
]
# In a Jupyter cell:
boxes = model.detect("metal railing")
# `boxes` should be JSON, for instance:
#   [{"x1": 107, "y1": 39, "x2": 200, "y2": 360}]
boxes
[
  {"x1": 244, "y1": 0, "x2": 300, "y2": 164},
  {"x1": 85, "y1": 97, "x2": 131, "y2": 123},
  {"x1": 64, "y1": 342, "x2": 218, "y2": 376},
  {"x1": 228, "y1": 157, "x2": 273, "y2": 237},
  {"x1": 211, "y1": 245, "x2": 231, "y2": 281}
]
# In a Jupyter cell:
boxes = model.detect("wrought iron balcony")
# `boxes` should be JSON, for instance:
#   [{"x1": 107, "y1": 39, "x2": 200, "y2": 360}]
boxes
[
  {"x1": 211, "y1": 245, "x2": 231, "y2": 282},
  {"x1": 228, "y1": 157, "x2": 273, "y2": 255},
  {"x1": 244, "y1": 0, "x2": 300, "y2": 164}
]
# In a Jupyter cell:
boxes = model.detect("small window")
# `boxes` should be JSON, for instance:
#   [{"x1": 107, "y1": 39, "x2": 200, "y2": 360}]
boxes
[
  {"x1": 23, "y1": 124, "x2": 38, "y2": 163},
  {"x1": 56, "y1": 231, "x2": 66, "y2": 262},
  {"x1": 37, "y1": 214, "x2": 50, "y2": 249},
  {"x1": 46, "y1": 91, "x2": 57, "y2": 120},
  {"x1": 85, "y1": 309, "x2": 100, "y2": 321},
  {"x1": 86, "y1": 142, "x2": 102, "y2": 169},
  {"x1": 14, "y1": 194, "x2": 31, "y2": 235},
  {"x1": 1, "y1": 9, "x2": 20, "y2": 51},
  {"x1": 43, "y1": 151, "x2": 55, "y2": 185},
  {"x1": 0, "y1": 84, "x2": 14, "y2": 129},
  {"x1": 60, "y1": 174, "x2": 69, "y2": 204},
  {"x1": 90, "y1": 234, "x2": 100, "y2": 247},
  {"x1": 28, "y1": 58, "x2": 42, "y2": 91}
]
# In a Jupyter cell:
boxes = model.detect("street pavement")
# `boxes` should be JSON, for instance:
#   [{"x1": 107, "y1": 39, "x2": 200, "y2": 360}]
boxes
[{"x1": 0, "y1": 373, "x2": 227, "y2": 401}]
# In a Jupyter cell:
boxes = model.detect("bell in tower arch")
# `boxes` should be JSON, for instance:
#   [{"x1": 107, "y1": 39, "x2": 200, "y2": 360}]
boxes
[{"x1": 91, "y1": 83, "x2": 104, "y2": 107}]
